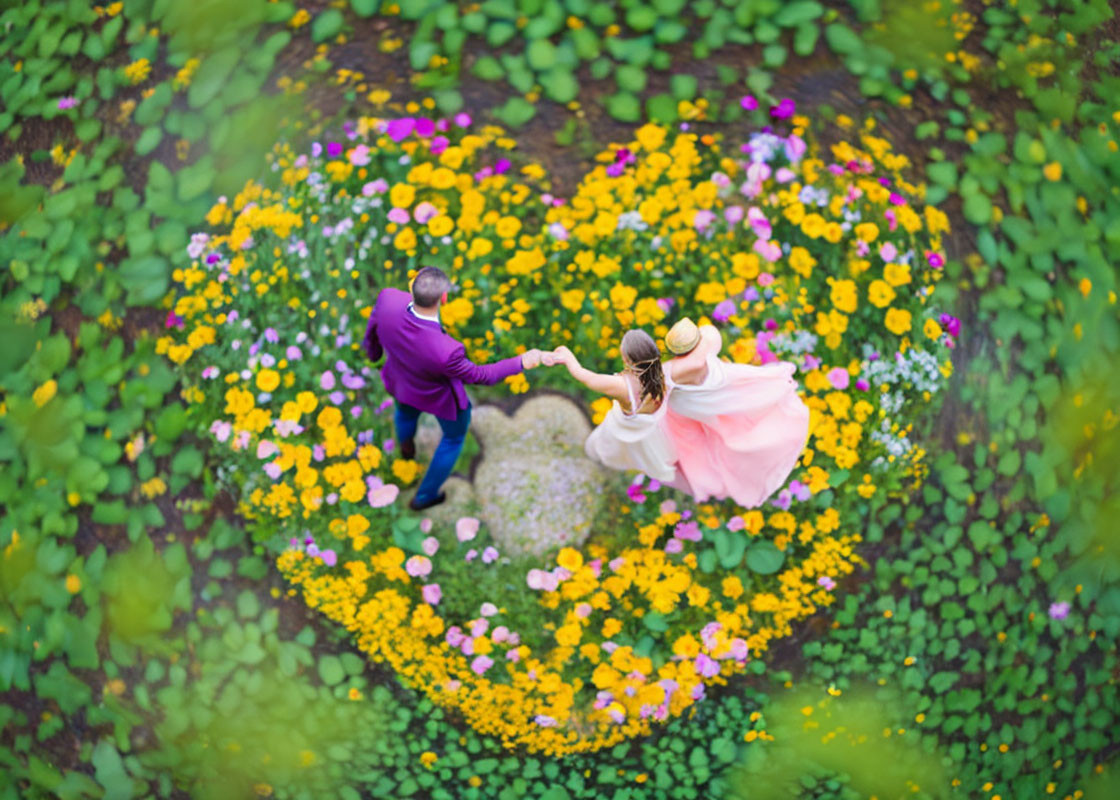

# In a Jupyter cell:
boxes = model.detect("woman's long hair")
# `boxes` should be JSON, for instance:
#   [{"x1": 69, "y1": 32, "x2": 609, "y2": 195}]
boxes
[{"x1": 620, "y1": 329, "x2": 665, "y2": 407}]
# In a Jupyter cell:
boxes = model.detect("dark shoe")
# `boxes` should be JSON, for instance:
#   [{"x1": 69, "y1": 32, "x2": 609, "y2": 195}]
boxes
[
  {"x1": 408, "y1": 491, "x2": 446, "y2": 512},
  {"x1": 400, "y1": 438, "x2": 416, "y2": 460}
]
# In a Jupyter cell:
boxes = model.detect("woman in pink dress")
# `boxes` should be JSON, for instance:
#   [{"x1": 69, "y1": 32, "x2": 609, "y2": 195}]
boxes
[
  {"x1": 549, "y1": 330, "x2": 679, "y2": 484},
  {"x1": 661, "y1": 318, "x2": 810, "y2": 508}
]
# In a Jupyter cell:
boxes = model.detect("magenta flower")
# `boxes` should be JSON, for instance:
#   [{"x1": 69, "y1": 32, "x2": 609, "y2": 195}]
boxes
[
  {"x1": 626, "y1": 483, "x2": 647, "y2": 504},
  {"x1": 939, "y1": 313, "x2": 962, "y2": 337},
  {"x1": 694, "y1": 653, "x2": 721, "y2": 678},
  {"x1": 674, "y1": 521, "x2": 702, "y2": 542},
  {"x1": 327, "y1": 142, "x2": 343, "y2": 158},
  {"x1": 1049, "y1": 601, "x2": 1070, "y2": 620},
  {"x1": 422, "y1": 583, "x2": 442, "y2": 605},
  {"x1": 739, "y1": 95, "x2": 758, "y2": 111},
  {"x1": 770, "y1": 98, "x2": 796, "y2": 119},
  {"x1": 58, "y1": 96, "x2": 78, "y2": 110},
  {"x1": 165, "y1": 310, "x2": 184, "y2": 329},
  {"x1": 927, "y1": 251, "x2": 945, "y2": 269},
  {"x1": 454, "y1": 112, "x2": 472, "y2": 128}
]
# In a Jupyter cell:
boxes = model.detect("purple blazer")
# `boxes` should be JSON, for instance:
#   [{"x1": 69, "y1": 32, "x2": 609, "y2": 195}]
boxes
[{"x1": 362, "y1": 287, "x2": 524, "y2": 421}]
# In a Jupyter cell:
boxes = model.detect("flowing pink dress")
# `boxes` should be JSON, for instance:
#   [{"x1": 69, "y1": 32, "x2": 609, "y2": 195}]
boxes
[
  {"x1": 664, "y1": 325, "x2": 810, "y2": 507},
  {"x1": 584, "y1": 370, "x2": 679, "y2": 484}
]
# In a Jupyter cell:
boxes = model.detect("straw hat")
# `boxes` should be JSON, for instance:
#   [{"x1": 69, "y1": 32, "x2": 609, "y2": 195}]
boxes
[{"x1": 665, "y1": 317, "x2": 701, "y2": 355}]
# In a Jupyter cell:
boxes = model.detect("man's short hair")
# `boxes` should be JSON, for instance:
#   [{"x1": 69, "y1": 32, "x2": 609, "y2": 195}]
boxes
[{"x1": 411, "y1": 266, "x2": 452, "y2": 307}]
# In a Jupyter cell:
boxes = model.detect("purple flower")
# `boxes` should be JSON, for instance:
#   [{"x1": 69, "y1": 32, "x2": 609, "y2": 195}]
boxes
[
  {"x1": 694, "y1": 209, "x2": 717, "y2": 231},
  {"x1": 414, "y1": 118, "x2": 435, "y2": 137},
  {"x1": 927, "y1": 251, "x2": 945, "y2": 269},
  {"x1": 695, "y1": 653, "x2": 721, "y2": 678},
  {"x1": 387, "y1": 207, "x2": 411, "y2": 224},
  {"x1": 58, "y1": 96, "x2": 78, "y2": 110},
  {"x1": 320, "y1": 371, "x2": 335, "y2": 391},
  {"x1": 534, "y1": 715, "x2": 557, "y2": 727},
  {"x1": 494, "y1": 158, "x2": 512, "y2": 174},
  {"x1": 454, "y1": 112, "x2": 472, "y2": 128},
  {"x1": 818, "y1": 576, "x2": 836, "y2": 591},
  {"x1": 740, "y1": 94, "x2": 758, "y2": 111},
  {"x1": 626, "y1": 483, "x2": 647, "y2": 504},
  {"x1": 770, "y1": 98, "x2": 796, "y2": 119},
  {"x1": 939, "y1": 313, "x2": 962, "y2": 337},
  {"x1": 712, "y1": 298, "x2": 736, "y2": 323},
  {"x1": 422, "y1": 583, "x2": 442, "y2": 605},
  {"x1": 470, "y1": 655, "x2": 494, "y2": 676},
  {"x1": 327, "y1": 142, "x2": 343, "y2": 158},
  {"x1": 770, "y1": 490, "x2": 792, "y2": 510},
  {"x1": 674, "y1": 521, "x2": 702, "y2": 542},
  {"x1": 319, "y1": 549, "x2": 337, "y2": 567},
  {"x1": 664, "y1": 538, "x2": 683, "y2": 555},
  {"x1": 482, "y1": 546, "x2": 499, "y2": 564},
  {"x1": 1049, "y1": 601, "x2": 1070, "y2": 620},
  {"x1": 329, "y1": 391, "x2": 345, "y2": 405}
]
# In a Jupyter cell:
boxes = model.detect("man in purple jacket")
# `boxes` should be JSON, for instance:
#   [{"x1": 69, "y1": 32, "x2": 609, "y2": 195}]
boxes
[{"x1": 362, "y1": 266, "x2": 543, "y2": 511}]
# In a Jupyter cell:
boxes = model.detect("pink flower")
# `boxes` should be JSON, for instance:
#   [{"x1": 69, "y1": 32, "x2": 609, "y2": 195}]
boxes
[
  {"x1": 694, "y1": 653, "x2": 721, "y2": 678},
  {"x1": 482, "y1": 546, "x2": 499, "y2": 564},
  {"x1": 201, "y1": 366, "x2": 220, "y2": 379},
  {"x1": 770, "y1": 98, "x2": 796, "y2": 120},
  {"x1": 739, "y1": 95, "x2": 758, "y2": 111},
  {"x1": 506, "y1": 649, "x2": 521, "y2": 662},
  {"x1": 465, "y1": 549, "x2": 477, "y2": 562},
  {"x1": 492, "y1": 625, "x2": 510, "y2": 643},
  {"x1": 445, "y1": 626, "x2": 464, "y2": 647},
  {"x1": 753, "y1": 239, "x2": 782, "y2": 262},
  {"x1": 422, "y1": 536, "x2": 439, "y2": 556},
  {"x1": 724, "y1": 205, "x2": 745, "y2": 225},
  {"x1": 320, "y1": 371, "x2": 335, "y2": 391},
  {"x1": 712, "y1": 298, "x2": 736, "y2": 323},
  {"x1": 368, "y1": 483, "x2": 399, "y2": 507},
  {"x1": 927, "y1": 251, "x2": 945, "y2": 269},
  {"x1": 348, "y1": 144, "x2": 371, "y2": 166},
  {"x1": 210, "y1": 420, "x2": 232, "y2": 443},
  {"x1": 1049, "y1": 601, "x2": 1070, "y2": 620},
  {"x1": 414, "y1": 201, "x2": 439, "y2": 224},
  {"x1": 57, "y1": 96, "x2": 78, "y2": 110},
  {"x1": 818, "y1": 576, "x2": 836, "y2": 591},
  {"x1": 674, "y1": 521, "x2": 702, "y2": 541},
  {"x1": 319, "y1": 549, "x2": 337, "y2": 567},
  {"x1": 665, "y1": 538, "x2": 684, "y2": 554},
  {"x1": 263, "y1": 462, "x2": 282, "y2": 480},
  {"x1": 456, "y1": 517, "x2": 480, "y2": 542},
  {"x1": 256, "y1": 441, "x2": 278, "y2": 459},
  {"x1": 480, "y1": 602, "x2": 498, "y2": 617},
  {"x1": 534, "y1": 714, "x2": 557, "y2": 727},
  {"x1": 405, "y1": 555, "x2": 432, "y2": 578},
  {"x1": 470, "y1": 655, "x2": 493, "y2": 675},
  {"x1": 827, "y1": 367, "x2": 850, "y2": 390},
  {"x1": 727, "y1": 516, "x2": 745, "y2": 532},
  {"x1": 693, "y1": 209, "x2": 717, "y2": 231},
  {"x1": 757, "y1": 272, "x2": 775, "y2": 287},
  {"x1": 526, "y1": 569, "x2": 546, "y2": 590},
  {"x1": 454, "y1": 112, "x2": 472, "y2": 127},
  {"x1": 420, "y1": 518, "x2": 433, "y2": 533},
  {"x1": 387, "y1": 207, "x2": 410, "y2": 224},
  {"x1": 576, "y1": 603, "x2": 592, "y2": 618},
  {"x1": 747, "y1": 206, "x2": 772, "y2": 239},
  {"x1": 422, "y1": 583, "x2": 442, "y2": 605},
  {"x1": 878, "y1": 242, "x2": 898, "y2": 262},
  {"x1": 659, "y1": 500, "x2": 677, "y2": 515}
]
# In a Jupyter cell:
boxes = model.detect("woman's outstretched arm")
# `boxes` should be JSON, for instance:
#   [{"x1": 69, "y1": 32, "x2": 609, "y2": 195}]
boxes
[{"x1": 550, "y1": 346, "x2": 629, "y2": 402}]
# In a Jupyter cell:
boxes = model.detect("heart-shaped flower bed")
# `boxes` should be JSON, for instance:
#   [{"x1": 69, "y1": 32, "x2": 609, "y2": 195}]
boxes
[{"x1": 161, "y1": 110, "x2": 955, "y2": 754}]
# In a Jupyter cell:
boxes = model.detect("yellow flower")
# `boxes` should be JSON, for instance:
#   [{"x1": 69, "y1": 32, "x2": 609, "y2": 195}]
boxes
[
  {"x1": 428, "y1": 215, "x2": 454, "y2": 236},
  {"x1": 288, "y1": 9, "x2": 310, "y2": 28},
  {"x1": 32, "y1": 379, "x2": 58, "y2": 408},
  {"x1": 557, "y1": 547, "x2": 584, "y2": 572},
  {"x1": 256, "y1": 369, "x2": 281, "y2": 393},
  {"x1": 1043, "y1": 161, "x2": 1062, "y2": 181},
  {"x1": 393, "y1": 227, "x2": 417, "y2": 251},
  {"x1": 420, "y1": 751, "x2": 438, "y2": 769},
  {"x1": 296, "y1": 391, "x2": 318, "y2": 414},
  {"x1": 560, "y1": 289, "x2": 586, "y2": 313},
  {"x1": 65, "y1": 574, "x2": 82, "y2": 594},
  {"x1": 389, "y1": 183, "x2": 415, "y2": 208},
  {"x1": 609, "y1": 283, "x2": 637, "y2": 311},
  {"x1": 495, "y1": 216, "x2": 522, "y2": 238},
  {"x1": 828, "y1": 279, "x2": 858, "y2": 313},
  {"x1": 721, "y1": 575, "x2": 744, "y2": 599},
  {"x1": 885, "y1": 308, "x2": 912, "y2": 336},
  {"x1": 868, "y1": 279, "x2": 896, "y2": 308},
  {"x1": 123, "y1": 58, "x2": 151, "y2": 84},
  {"x1": 854, "y1": 222, "x2": 879, "y2": 242},
  {"x1": 923, "y1": 318, "x2": 943, "y2": 340},
  {"x1": 635, "y1": 124, "x2": 667, "y2": 152},
  {"x1": 392, "y1": 459, "x2": 421, "y2": 484},
  {"x1": 590, "y1": 396, "x2": 612, "y2": 425},
  {"x1": 883, "y1": 262, "x2": 912, "y2": 286},
  {"x1": 789, "y1": 246, "x2": 816, "y2": 279}
]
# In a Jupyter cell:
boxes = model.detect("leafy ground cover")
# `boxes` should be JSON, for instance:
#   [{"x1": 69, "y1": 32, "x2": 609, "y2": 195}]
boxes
[{"x1": 1, "y1": 0, "x2": 1118, "y2": 798}]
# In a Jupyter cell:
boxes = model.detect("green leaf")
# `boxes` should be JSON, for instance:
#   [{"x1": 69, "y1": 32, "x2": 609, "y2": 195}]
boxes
[
  {"x1": 605, "y1": 92, "x2": 641, "y2": 123},
  {"x1": 526, "y1": 39, "x2": 558, "y2": 71},
  {"x1": 312, "y1": 9, "x2": 345, "y2": 42},
  {"x1": 493, "y1": 96, "x2": 536, "y2": 127},
  {"x1": 746, "y1": 542, "x2": 785, "y2": 574},
  {"x1": 318, "y1": 654, "x2": 346, "y2": 685},
  {"x1": 118, "y1": 255, "x2": 169, "y2": 307},
  {"x1": 540, "y1": 69, "x2": 579, "y2": 104}
]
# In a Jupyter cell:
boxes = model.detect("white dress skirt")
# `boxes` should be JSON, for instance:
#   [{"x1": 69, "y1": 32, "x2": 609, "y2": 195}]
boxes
[{"x1": 584, "y1": 371, "x2": 679, "y2": 484}]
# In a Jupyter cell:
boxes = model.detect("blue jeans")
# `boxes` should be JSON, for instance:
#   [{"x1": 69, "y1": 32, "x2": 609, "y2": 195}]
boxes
[{"x1": 394, "y1": 401, "x2": 471, "y2": 504}]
